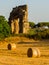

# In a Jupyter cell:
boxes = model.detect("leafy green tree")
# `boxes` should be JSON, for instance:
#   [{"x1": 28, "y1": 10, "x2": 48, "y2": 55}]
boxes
[{"x1": 0, "y1": 16, "x2": 11, "y2": 39}]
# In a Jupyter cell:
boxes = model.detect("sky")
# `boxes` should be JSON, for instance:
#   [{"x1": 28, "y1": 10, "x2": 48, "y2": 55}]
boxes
[{"x1": 0, "y1": 0, "x2": 49, "y2": 23}]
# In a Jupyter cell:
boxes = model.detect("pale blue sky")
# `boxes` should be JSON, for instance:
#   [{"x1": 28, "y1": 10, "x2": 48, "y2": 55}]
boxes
[{"x1": 0, "y1": 0, "x2": 49, "y2": 23}]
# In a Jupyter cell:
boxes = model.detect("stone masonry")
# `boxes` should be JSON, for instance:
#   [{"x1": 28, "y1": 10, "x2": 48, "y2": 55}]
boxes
[{"x1": 8, "y1": 5, "x2": 29, "y2": 34}]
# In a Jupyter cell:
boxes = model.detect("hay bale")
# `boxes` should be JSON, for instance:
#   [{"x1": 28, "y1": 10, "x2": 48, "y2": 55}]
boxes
[
  {"x1": 32, "y1": 49, "x2": 38, "y2": 57},
  {"x1": 32, "y1": 48, "x2": 41, "y2": 57},
  {"x1": 7, "y1": 43, "x2": 16, "y2": 50},
  {"x1": 27, "y1": 48, "x2": 40, "y2": 58},
  {"x1": 35, "y1": 48, "x2": 41, "y2": 57},
  {"x1": 27, "y1": 48, "x2": 33, "y2": 57}
]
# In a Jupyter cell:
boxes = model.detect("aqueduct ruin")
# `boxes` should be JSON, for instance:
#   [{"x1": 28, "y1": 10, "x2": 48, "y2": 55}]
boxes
[{"x1": 8, "y1": 5, "x2": 29, "y2": 34}]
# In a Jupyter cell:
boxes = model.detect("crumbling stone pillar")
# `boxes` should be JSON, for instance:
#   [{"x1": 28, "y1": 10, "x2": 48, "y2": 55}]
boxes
[
  {"x1": 22, "y1": 5, "x2": 29, "y2": 33},
  {"x1": 11, "y1": 19, "x2": 19, "y2": 34},
  {"x1": 11, "y1": 20, "x2": 15, "y2": 33},
  {"x1": 23, "y1": 22, "x2": 29, "y2": 33},
  {"x1": 23, "y1": 5, "x2": 28, "y2": 23},
  {"x1": 14, "y1": 19, "x2": 19, "y2": 34}
]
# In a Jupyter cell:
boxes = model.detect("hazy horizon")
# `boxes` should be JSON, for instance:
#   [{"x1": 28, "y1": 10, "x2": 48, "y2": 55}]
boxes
[{"x1": 0, "y1": 0, "x2": 49, "y2": 23}]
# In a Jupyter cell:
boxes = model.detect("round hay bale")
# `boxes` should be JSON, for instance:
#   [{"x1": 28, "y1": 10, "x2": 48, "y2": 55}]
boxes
[
  {"x1": 35, "y1": 48, "x2": 41, "y2": 57},
  {"x1": 27, "y1": 48, "x2": 33, "y2": 57},
  {"x1": 32, "y1": 49, "x2": 38, "y2": 57},
  {"x1": 7, "y1": 43, "x2": 16, "y2": 50},
  {"x1": 8, "y1": 44, "x2": 11, "y2": 50},
  {"x1": 27, "y1": 48, "x2": 41, "y2": 58}
]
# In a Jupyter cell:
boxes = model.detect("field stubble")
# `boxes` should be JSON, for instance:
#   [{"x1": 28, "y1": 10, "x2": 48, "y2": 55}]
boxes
[{"x1": 0, "y1": 41, "x2": 49, "y2": 65}]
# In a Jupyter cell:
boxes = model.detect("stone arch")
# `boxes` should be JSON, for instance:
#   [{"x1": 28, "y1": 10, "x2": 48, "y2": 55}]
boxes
[{"x1": 8, "y1": 5, "x2": 29, "y2": 34}]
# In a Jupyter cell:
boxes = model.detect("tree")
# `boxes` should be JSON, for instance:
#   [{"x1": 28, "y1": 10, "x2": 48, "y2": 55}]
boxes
[
  {"x1": 29, "y1": 22, "x2": 35, "y2": 28},
  {"x1": 0, "y1": 16, "x2": 11, "y2": 39}
]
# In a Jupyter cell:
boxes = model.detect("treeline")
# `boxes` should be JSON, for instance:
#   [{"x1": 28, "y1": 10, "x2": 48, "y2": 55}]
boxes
[
  {"x1": 28, "y1": 22, "x2": 49, "y2": 40},
  {"x1": 27, "y1": 29, "x2": 49, "y2": 40},
  {"x1": 29, "y1": 22, "x2": 49, "y2": 28},
  {"x1": 37, "y1": 22, "x2": 49, "y2": 27}
]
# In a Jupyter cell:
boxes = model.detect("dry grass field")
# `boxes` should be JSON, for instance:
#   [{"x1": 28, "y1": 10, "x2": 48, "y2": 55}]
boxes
[{"x1": 0, "y1": 37, "x2": 49, "y2": 65}]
